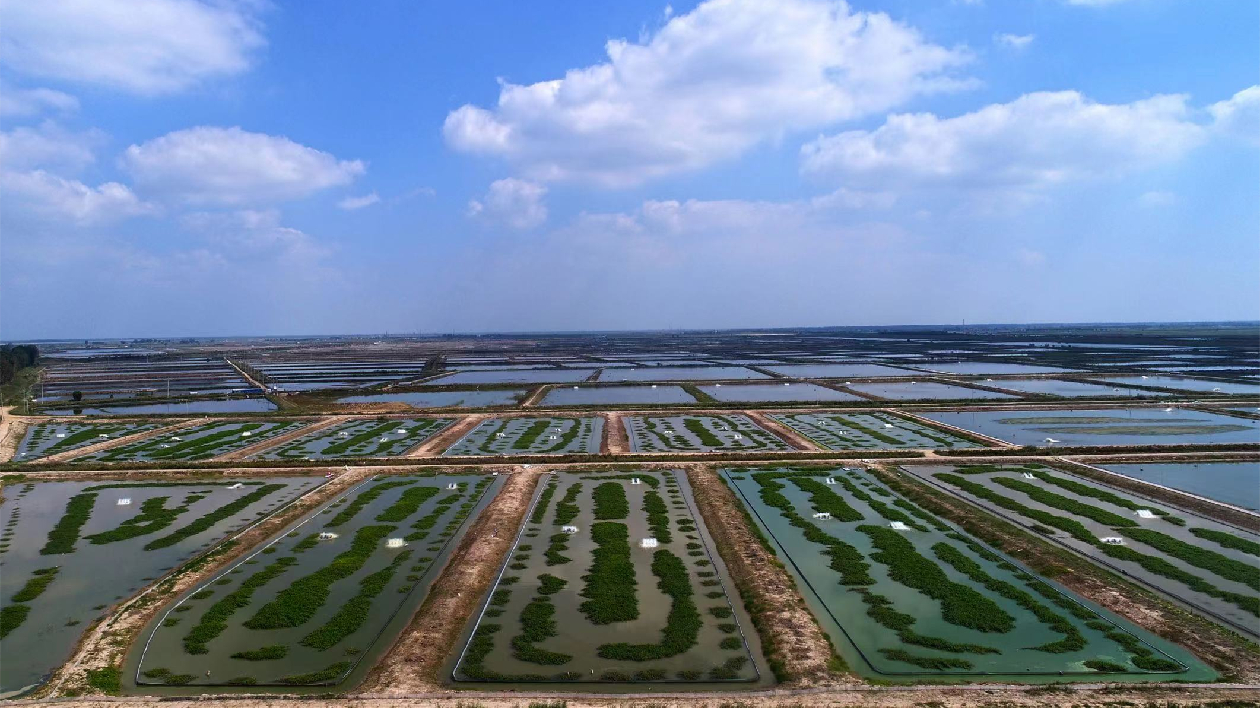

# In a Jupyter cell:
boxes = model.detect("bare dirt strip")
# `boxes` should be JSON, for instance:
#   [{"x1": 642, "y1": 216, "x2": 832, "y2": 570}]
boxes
[
  {"x1": 37, "y1": 418, "x2": 206, "y2": 465},
  {"x1": 743, "y1": 409, "x2": 817, "y2": 451},
  {"x1": 519, "y1": 385, "x2": 550, "y2": 407},
  {"x1": 603, "y1": 410, "x2": 630, "y2": 454},
  {"x1": 407, "y1": 414, "x2": 483, "y2": 457},
  {"x1": 361, "y1": 466, "x2": 540, "y2": 693},
  {"x1": 213, "y1": 415, "x2": 343, "y2": 461},
  {"x1": 47, "y1": 466, "x2": 371, "y2": 697},
  {"x1": 0, "y1": 406, "x2": 26, "y2": 463},
  {"x1": 686, "y1": 464, "x2": 847, "y2": 688}
]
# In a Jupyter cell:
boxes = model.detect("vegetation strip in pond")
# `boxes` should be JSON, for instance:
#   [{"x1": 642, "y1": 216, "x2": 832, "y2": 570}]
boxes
[
  {"x1": 183, "y1": 556, "x2": 298, "y2": 654},
  {"x1": 326, "y1": 479, "x2": 417, "y2": 527},
  {"x1": 598, "y1": 549, "x2": 701, "y2": 660},
  {"x1": 146, "y1": 484, "x2": 286, "y2": 550},
  {"x1": 301, "y1": 550, "x2": 413, "y2": 650},
  {"x1": 579, "y1": 522, "x2": 638, "y2": 624}
]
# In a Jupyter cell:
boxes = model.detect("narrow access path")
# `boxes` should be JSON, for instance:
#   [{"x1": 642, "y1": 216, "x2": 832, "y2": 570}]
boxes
[
  {"x1": 603, "y1": 410, "x2": 630, "y2": 454},
  {"x1": 744, "y1": 409, "x2": 817, "y2": 451},
  {"x1": 406, "y1": 413, "x2": 484, "y2": 457}
]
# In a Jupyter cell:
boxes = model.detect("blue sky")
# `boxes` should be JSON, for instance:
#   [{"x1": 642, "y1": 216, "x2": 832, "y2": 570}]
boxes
[{"x1": 1, "y1": 0, "x2": 1256, "y2": 339}]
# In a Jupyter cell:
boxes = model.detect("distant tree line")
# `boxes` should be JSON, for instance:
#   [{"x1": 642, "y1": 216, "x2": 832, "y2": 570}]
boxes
[{"x1": 0, "y1": 345, "x2": 38, "y2": 385}]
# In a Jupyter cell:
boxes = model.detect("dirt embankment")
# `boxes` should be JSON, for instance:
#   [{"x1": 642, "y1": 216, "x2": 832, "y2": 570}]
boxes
[
  {"x1": 361, "y1": 467, "x2": 540, "y2": 693},
  {"x1": 406, "y1": 414, "x2": 483, "y2": 457},
  {"x1": 0, "y1": 407, "x2": 27, "y2": 463},
  {"x1": 686, "y1": 464, "x2": 849, "y2": 688},
  {"x1": 36, "y1": 418, "x2": 205, "y2": 465},
  {"x1": 46, "y1": 467, "x2": 371, "y2": 697},
  {"x1": 743, "y1": 410, "x2": 816, "y2": 451},
  {"x1": 603, "y1": 411, "x2": 630, "y2": 454},
  {"x1": 214, "y1": 416, "x2": 344, "y2": 461}
]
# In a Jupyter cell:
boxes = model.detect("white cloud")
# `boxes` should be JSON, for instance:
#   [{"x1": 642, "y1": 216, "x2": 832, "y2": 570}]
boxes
[
  {"x1": 338, "y1": 192, "x2": 381, "y2": 210},
  {"x1": 444, "y1": 0, "x2": 972, "y2": 187},
  {"x1": 0, "y1": 0, "x2": 264, "y2": 95},
  {"x1": 181, "y1": 209, "x2": 333, "y2": 271},
  {"x1": 1208, "y1": 85, "x2": 1260, "y2": 145},
  {"x1": 1, "y1": 169, "x2": 155, "y2": 224},
  {"x1": 995, "y1": 33, "x2": 1034, "y2": 49},
  {"x1": 1138, "y1": 190, "x2": 1178, "y2": 207},
  {"x1": 0, "y1": 122, "x2": 103, "y2": 172},
  {"x1": 801, "y1": 91, "x2": 1205, "y2": 191},
  {"x1": 0, "y1": 83, "x2": 78, "y2": 117},
  {"x1": 121, "y1": 126, "x2": 365, "y2": 205},
  {"x1": 468, "y1": 178, "x2": 548, "y2": 229}
]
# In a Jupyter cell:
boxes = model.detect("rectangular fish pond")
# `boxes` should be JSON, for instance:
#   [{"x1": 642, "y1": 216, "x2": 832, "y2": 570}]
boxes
[
  {"x1": 444, "y1": 417, "x2": 603, "y2": 456},
  {"x1": 450, "y1": 469, "x2": 766, "y2": 685},
  {"x1": 40, "y1": 398, "x2": 278, "y2": 416},
  {"x1": 0, "y1": 475, "x2": 323, "y2": 696},
  {"x1": 900, "y1": 463, "x2": 1260, "y2": 641},
  {"x1": 1098, "y1": 461, "x2": 1260, "y2": 512},
  {"x1": 540, "y1": 385, "x2": 697, "y2": 406},
  {"x1": 696, "y1": 383, "x2": 862, "y2": 403},
  {"x1": 721, "y1": 466, "x2": 1213, "y2": 681},
  {"x1": 12, "y1": 421, "x2": 164, "y2": 461},
  {"x1": 249, "y1": 418, "x2": 455, "y2": 460},
  {"x1": 73, "y1": 421, "x2": 311, "y2": 462},
  {"x1": 623, "y1": 415, "x2": 793, "y2": 452},
  {"x1": 984, "y1": 379, "x2": 1171, "y2": 398},
  {"x1": 336, "y1": 389, "x2": 529, "y2": 408},
  {"x1": 919, "y1": 407, "x2": 1260, "y2": 447},
  {"x1": 130, "y1": 473, "x2": 503, "y2": 690},
  {"x1": 769, "y1": 412, "x2": 981, "y2": 450},
  {"x1": 847, "y1": 381, "x2": 1020, "y2": 401}
]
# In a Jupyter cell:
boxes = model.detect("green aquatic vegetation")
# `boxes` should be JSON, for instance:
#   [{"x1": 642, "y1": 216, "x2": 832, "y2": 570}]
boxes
[
  {"x1": 1190, "y1": 527, "x2": 1260, "y2": 557},
  {"x1": 880, "y1": 649, "x2": 971, "y2": 670},
  {"x1": 301, "y1": 550, "x2": 412, "y2": 650},
  {"x1": 1119, "y1": 528, "x2": 1260, "y2": 591},
  {"x1": 530, "y1": 482, "x2": 558, "y2": 524},
  {"x1": 752, "y1": 473, "x2": 872, "y2": 585},
  {"x1": 538, "y1": 573, "x2": 566, "y2": 594},
  {"x1": 512, "y1": 594, "x2": 572, "y2": 665},
  {"x1": 579, "y1": 473, "x2": 660, "y2": 488},
  {"x1": 85, "y1": 666, "x2": 122, "y2": 693},
  {"x1": 1033, "y1": 472, "x2": 1177, "y2": 520},
  {"x1": 0, "y1": 604, "x2": 31, "y2": 639},
  {"x1": 226, "y1": 676, "x2": 257, "y2": 685},
  {"x1": 141, "y1": 667, "x2": 195, "y2": 685},
  {"x1": 719, "y1": 637, "x2": 742, "y2": 650},
  {"x1": 146, "y1": 484, "x2": 285, "y2": 550},
  {"x1": 545, "y1": 532, "x2": 572, "y2": 566},
  {"x1": 854, "y1": 589, "x2": 999, "y2": 655},
  {"x1": 87, "y1": 496, "x2": 190, "y2": 544},
  {"x1": 707, "y1": 655, "x2": 749, "y2": 679},
  {"x1": 598, "y1": 550, "x2": 701, "y2": 661},
  {"x1": 592, "y1": 482, "x2": 629, "y2": 520},
  {"x1": 230, "y1": 645, "x2": 288, "y2": 661},
  {"x1": 643, "y1": 490, "x2": 672, "y2": 543},
  {"x1": 41, "y1": 492, "x2": 97, "y2": 555},
  {"x1": 553, "y1": 483, "x2": 583, "y2": 525},
  {"x1": 1084, "y1": 659, "x2": 1129, "y2": 672},
  {"x1": 513, "y1": 419, "x2": 552, "y2": 449},
  {"x1": 540, "y1": 418, "x2": 587, "y2": 453},
  {"x1": 184, "y1": 556, "x2": 298, "y2": 654},
  {"x1": 293, "y1": 533, "x2": 321, "y2": 553},
  {"x1": 860, "y1": 524, "x2": 1014, "y2": 634},
  {"x1": 935, "y1": 473, "x2": 1096, "y2": 543},
  {"x1": 11, "y1": 566, "x2": 59, "y2": 602},
  {"x1": 994, "y1": 477, "x2": 1138, "y2": 528},
  {"x1": 376, "y1": 485, "x2": 439, "y2": 522},
  {"x1": 829, "y1": 474, "x2": 926, "y2": 530},
  {"x1": 277, "y1": 661, "x2": 352, "y2": 685},
  {"x1": 579, "y1": 522, "x2": 638, "y2": 624},
  {"x1": 247, "y1": 524, "x2": 394, "y2": 629},
  {"x1": 789, "y1": 476, "x2": 864, "y2": 522},
  {"x1": 683, "y1": 417, "x2": 722, "y2": 447},
  {"x1": 327, "y1": 479, "x2": 417, "y2": 527}
]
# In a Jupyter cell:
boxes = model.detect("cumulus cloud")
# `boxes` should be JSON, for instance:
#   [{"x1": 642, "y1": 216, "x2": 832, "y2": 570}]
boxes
[
  {"x1": 1, "y1": 169, "x2": 156, "y2": 224},
  {"x1": 0, "y1": 122, "x2": 103, "y2": 172},
  {"x1": 1208, "y1": 85, "x2": 1260, "y2": 145},
  {"x1": 0, "y1": 0, "x2": 264, "y2": 95},
  {"x1": 995, "y1": 33, "x2": 1034, "y2": 49},
  {"x1": 801, "y1": 91, "x2": 1205, "y2": 191},
  {"x1": 121, "y1": 126, "x2": 365, "y2": 205},
  {"x1": 0, "y1": 83, "x2": 78, "y2": 118},
  {"x1": 468, "y1": 178, "x2": 549, "y2": 229},
  {"x1": 444, "y1": 0, "x2": 972, "y2": 187},
  {"x1": 338, "y1": 192, "x2": 381, "y2": 210}
]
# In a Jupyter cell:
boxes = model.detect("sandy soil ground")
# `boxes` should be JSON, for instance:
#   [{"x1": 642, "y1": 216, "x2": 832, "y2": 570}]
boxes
[
  {"x1": 214, "y1": 416, "x2": 345, "y2": 461},
  {"x1": 743, "y1": 410, "x2": 816, "y2": 451},
  {"x1": 520, "y1": 385, "x2": 550, "y2": 407},
  {"x1": 361, "y1": 467, "x2": 540, "y2": 693},
  {"x1": 603, "y1": 411, "x2": 630, "y2": 454},
  {"x1": 408, "y1": 415, "x2": 484, "y2": 457},
  {"x1": 0, "y1": 406, "x2": 26, "y2": 463},
  {"x1": 35, "y1": 418, "x2": 205, "y2": 464},
  {"x1": 686, "y1": 464, "x2": 848, "y2": 689}
]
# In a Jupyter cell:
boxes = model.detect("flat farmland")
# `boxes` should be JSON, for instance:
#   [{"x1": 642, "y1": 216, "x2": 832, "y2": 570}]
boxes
[
  {"x1": 444, "y1": 417, "x2": 602, "y2": 456},
  {"x1": 623, "y1": 415, "x2": 793, "y2": 452}
]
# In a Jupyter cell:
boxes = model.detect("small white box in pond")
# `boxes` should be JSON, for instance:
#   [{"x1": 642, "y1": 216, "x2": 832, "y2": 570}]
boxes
[
  {"x1": 338, "y1": 431, "x2": 350, "y2": 437},
  {"x1": 241, "y1": 431, "x2": 252, "y2": 437},
  {"x1": 733, "y1": 433, "x2": 742, "y2": 439},
  {"x1": 651, "y1": 384, "x2": 657, "y2": 389},
  {"x1": 640, "y1": 537, "x2": 659, "y2": 549},
  {"x1": 883, "y1": 423, "x2": 894, "y2": 428},
  {"x1": 1100, "y1": 537, "x2": 1125, "y2": 545},
  {"x1": 562, "y1": 525, "x2": 579, "y2": 534},
  {"x1": 630, "y1": 477, "x2": 642, "y2": 485},
  {"x1": 1022, "y1": 472, "x2": 1036, "y2": 479},
  {"x1": 380, "y1": 437, "x2": 389, "y2": 443},
  {"x1": 386, "y1": 538, "x2": 406, "y2": 548},
  {"x1": 447, "y1": 483, "x2": 459, "y2": 490},
  {"x1": 496, "y1": 432, "x2": 505, "y2": 438},
  {"x1": 228, "y1": 483, "x2": 244, "y2": 490},
  {"x1": 55, "y1": 433, "x2": 66, "y2": 438},
  {"x1": 889, "y1": 521, "x2": 910, "y2": 531},
  {"x1": 813, "y1": 512, "x2": 831, "y2": 520},
  {"x1": 319, "y1": 531, "x2": 339, "y2": 540},
  {"x1": 171, "y1": 436, "x2": 182, "y2": 441},
  {"x1": 784, "y1": 382, "x2": 790, "y2": 386},
  {"x1": 1135, "y1": 509, "x2": 1156, "y2": 519},
  {"x1": 824, "y1": 477, "x2": 836, "y2": 485},
  {"x1": 117, "y1": 498, "x2": 132, "y2": 506},
  {"x1": 549, "y1": 435, "x2": 557, "y2": 440}
]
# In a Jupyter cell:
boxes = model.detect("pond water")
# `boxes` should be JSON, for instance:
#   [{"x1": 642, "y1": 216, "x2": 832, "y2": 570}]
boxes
[
  {"x1": 336, "y1": 389, "x2": 528, "y2": 408},
  {"x1": 445, "y1": 417, "x2": 603, "y2": 455},
  {"x1": 763, "y1": 363, "x2": 915, "y2": 379},
  {"x1": 917, "y1": 363, "x2": 1078, "y2": 375},
  {"x1": 41, "y1": 399, "x2": 277, "y2": 415},
  {"x1": 848, "y1": 381, "x2": 1019, "y2": 401},
  {"x1": 541, "y1": 385, "x2": 697, "y2": 406},
  {"x1": 1100, "y1": 462, "x2": 1260, "y2": 511},
  {"x1": 437, "y1": 369, "x2": 598, "y2": 385},
  {"x1": 697, "y1": 383, "x2": 861, "y2": 403},
  {"x1": 13, "y1": 422, "x2": 162, "y2": 461},
  {"x1": 0, "y1": 476, "x2": 322, "y2": 696},
  {"x1": 75, "y1": 421, "x2": 308, "y2": 462},
  {"x1": 252, "y1": 418, "x2": 455, "y2": 459},
  {"x1": 600, "y1": 366, "x2": 767, "y2": 382},
  {"x1": 920, "y1": 408, "x2": 1260, "y2": 447},
  {"x1": 988, "y1": 379, "x2": 1169, "y2": 398},
  {"x1": 1091, "y1": 376, "x2": 1260, "y2": 395},
  {"x1": 623, "y1": 415, "x2": 791, "y2": 452},
  {"x1": 770, "y1": 412, "x2": 978, "y2": 449}
]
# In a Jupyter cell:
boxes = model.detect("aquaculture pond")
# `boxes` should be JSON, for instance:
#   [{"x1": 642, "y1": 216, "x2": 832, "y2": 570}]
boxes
[
  {"x1": 452, "y1": 470, "x2": 763, "y2": 684},
  {"x1": 916, "y1": 363, "x2": 1078, "y2": 376},
  {"x1": 0, "y1": 476, "x2": 322, "y2": 696},
  {"x1": 437, "y1": 370, "x2": 598, "y2": 386},
  {"x1": 986, "y1": 379, "x2": 1168, "y2": 398},
  {"x1": 336, "y1": 389, "x2": 528, "y2": 408},
  {"x1": 697, "y1": 383, "x2": 861, "y2": 403},
  {"x1": 41, "y1": 398, "x2": 278, "y2": 416},
  {"x1": 763, "y1": 363, "x2": 914, "y2": 379},
  {"x1": 444, "y1": 417, "x2": 603, "y2": 456},
  {"x1": 902, "y1": 464, "x2": 1260, "y2": 641},
  {"x1": 251, "y1": 418, "x2": 455, "y2": 460},
  {"x1": 770, "y1": 413, "x2": 980, "y2": 450},
  {"x1": 12, "y1": 421, "x2": 163, "y2": 461},
  {"x1": 623, "y1": 415, "x2": 792, "y2": 453},
  {"x1": 920, "y1": 408, "x2": 1260, "y2": 447},
  {"x1": 847, "y1": 381, "x2": 1019, "y2": 401},
  {"x1": 541, "y1": 385, "x2": 697, "y2": 406},
  {"x1": 600, "y1": 366, "x2": 767, "y2": 382},
  {"x1": 74, "y1": 421, "x2": 311, "y2": 463},
  {"x1": 1091, "y1": 376, "x2": 1260, "y2": 396},
  {"x1": 1099, "y1": 462, "x2": 1260, "y2": 511},
  {"x1": 132, "y1": 473, "x2": 502, "y2": 689},
  {"x1": 721, "y1": 466, "x2": 1211, "y2": 681}
]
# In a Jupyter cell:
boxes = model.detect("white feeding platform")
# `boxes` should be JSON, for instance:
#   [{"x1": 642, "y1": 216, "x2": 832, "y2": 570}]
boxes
[
  {"x1": 117, "y1": 498, "x2": 132, "y2": 506},
  {"x1": 386, "y1": 538, "x2": 406, "y2": 548},
  {"x1": 319, "y1": 531, "x2": 339, "y2": 540},
  {"x1": 889, "y1": 521, "x2": 910, "y2": 531},
  {"x1": 1135, "y1": 509, "x2": 1157, "y2": 519},
  {"x1": 561, "y1": 525, "x2": 579, "y2": 534},
  {"x1": 1100, "y1": 537, "x2": 1126, "y2": 545},
  {"x1": 813, "y1": 512, "x2": 832, "y2": 520},
  {"x1": 640, "y1": 537, "x2": 659, "y2": 549}
]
